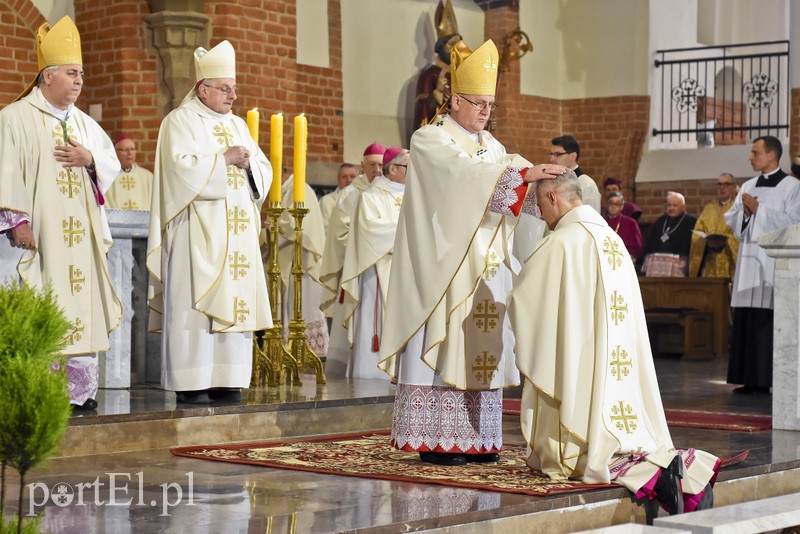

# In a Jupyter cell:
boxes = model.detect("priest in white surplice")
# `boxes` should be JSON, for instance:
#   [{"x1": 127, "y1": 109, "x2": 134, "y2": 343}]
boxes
[
  {"x1": 331, "y1": 147, "x2": 407, "y2": 379},
  {"x1": 378, "y1": 39, "x2": 561, "y2": 466},
  {"x1": 105, "y1": 135, "x2": 154, "y2": 211},
  {"x1": 0, "y1": 17, "x2": 122, "y2": 411},
  {"x1": 511, "y1": 171, "x2": 719, "y2": 522},
  {"x1": 147, "y1": 40, "x2": 272, "y2": 405}
]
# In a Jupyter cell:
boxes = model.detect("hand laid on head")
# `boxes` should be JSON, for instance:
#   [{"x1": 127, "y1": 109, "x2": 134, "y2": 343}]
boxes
[
  {"x1": 54, "y1": 138, "x2": 94, "y2": 168},
  {"x1": 742, "y1": 192, "x2": 759, "y2": 216},
  {"x1": 224, "y1": 146, "x2": 251, "y2": 169},
  {"x1": 11, "y1": 222, "x2": 36, "y2": 250},
  {"x1": 524, "y1": 164, "x2": 568, "y2": 183}
]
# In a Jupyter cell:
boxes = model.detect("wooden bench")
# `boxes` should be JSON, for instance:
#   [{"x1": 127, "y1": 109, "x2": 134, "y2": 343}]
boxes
[{"x1": 646, "y1": 308, "x2": 714, "y2": 360}]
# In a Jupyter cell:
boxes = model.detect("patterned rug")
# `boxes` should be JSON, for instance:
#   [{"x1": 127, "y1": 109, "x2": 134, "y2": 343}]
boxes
[
  {"x1": 502, "y1": 399, "x2": 772, "y2": 432},
  {"x1": 171, "y1": 432, "x2": 749, "y2": 497}
]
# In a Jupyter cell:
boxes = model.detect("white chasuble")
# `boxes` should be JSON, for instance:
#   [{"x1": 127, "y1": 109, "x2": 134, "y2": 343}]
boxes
[
  {"x1": 105, "y1": 164, "x2": 154, "y2": 211},
  {"x1": 147, "y1": 97, "x2": 272, "y2": 391},
  {"x1": 513, "y1": 206, "x2": 718, "y2": 495},
  {"x1": 0, "y1": 88, "x2": 122, "y2": 357}
]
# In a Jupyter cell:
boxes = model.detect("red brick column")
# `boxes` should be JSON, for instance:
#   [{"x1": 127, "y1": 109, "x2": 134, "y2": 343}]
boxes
[{"x1": 0, "y1": 0, "x2": 45, "y2": 106}]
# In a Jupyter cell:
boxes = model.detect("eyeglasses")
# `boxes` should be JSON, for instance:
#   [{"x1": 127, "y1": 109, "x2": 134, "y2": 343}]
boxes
[
  {"x1": 607, "y1": 202, "x2": 624, "y2": 207},
  {"x1": 457, "y1": 95, "x2": 497, "y2": 112},
  {"x1": 203, "y1": 84, "x2": 238, "y2": 95},
  {"x1": 716, "y1": 182, "x2": 736, "y2": 187},
  {"x1": 393, "y1": 164, "x2": 408, "y2": 168},
  {"x1": 548, "y1": 152, "x2": 571, "y2": 158}
]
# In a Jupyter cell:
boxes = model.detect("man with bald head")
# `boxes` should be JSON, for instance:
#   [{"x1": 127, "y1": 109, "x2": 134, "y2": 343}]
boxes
[
  {"x1": 106, "y1": 135, "x2": 154, "y2": 211},
  {"x1": 642, "y1": 191, "x2": 697, "y2": 276}
]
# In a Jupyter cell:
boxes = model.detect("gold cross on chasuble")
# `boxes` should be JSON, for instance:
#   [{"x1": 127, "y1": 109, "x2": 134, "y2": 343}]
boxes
[
  {"x1": 473, "y1": 299, "x2": 499, "y2": 333},
  {"x1": 233, "y1": 296, "x2": 250, "y2": 324},
  {"x1": 609, "y1": 290, "x2": 628, "y2": 326},
  {"x1": 67, "y1": 317, "x2": 84, "y2": 345},
  {"x1": 119, "y1": 175, "x2": 137, "y2": 190},
  {"x1": 122, "y1": 200, "x2": 138, "y2": 210},
  {"x1": 610, "y1": 400, "x2": 638, "y2": 434},
  {"x1": 62, "y1": 216, "x2": 85, "y2": 247},
  {"x1": 69, "y1": 265, "x2": 85, "y2": 295},
  {"x1": 213, "y1": 123, "x2": 235, "y2": 147},
  {"x1": 483, "y1": 251, "x2": 500, "y2": 281},
  {"x1": 227, "y1": 166, "x2": 246, "y2": 189},
  {"x1": 609, "y1": 345, "x2": 632, "y2": 381},
  {"x1": 602, "y1": 237, "x2": 624, "y2": 270},
  {"x1": 227, "y1": 207, "x2": 249, "y2": 235},
  {"x1": 56, "y1": 170, "x2": 81, "y2": 199},
  {"x1": 472, "y1": 351, "x2": 498, "y2": 385},
  {"x1": 228, "y1": 251, "x2": 250, "y2": 280}
]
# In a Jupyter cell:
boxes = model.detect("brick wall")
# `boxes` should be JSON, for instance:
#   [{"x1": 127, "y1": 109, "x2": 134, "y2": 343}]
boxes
[
  {"x1": 793, "y1": 87, "x2": 800, "y2": 158},
  {"x1": 0, "y1": 0, "x2": 44, "y2": 105}
]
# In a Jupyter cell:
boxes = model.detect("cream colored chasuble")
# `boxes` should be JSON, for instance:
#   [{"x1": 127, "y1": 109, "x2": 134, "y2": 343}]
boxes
[{"x1": 106, "y1": 164, "x2": 154, "y2": 211}]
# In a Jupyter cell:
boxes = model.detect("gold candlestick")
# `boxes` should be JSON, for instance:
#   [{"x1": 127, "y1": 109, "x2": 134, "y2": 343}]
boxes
[{"x1": 286, "y1": 202, "x2": 326, "y2": 384}]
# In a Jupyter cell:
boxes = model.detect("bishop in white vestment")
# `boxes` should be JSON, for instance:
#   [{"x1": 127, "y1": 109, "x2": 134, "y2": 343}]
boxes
[
  {"x1": 147, "y1": 41, "x2": 272, "y2": 404},
  {"x1": 0, "y1": 17, "x2": 122, "y2": 410},
  {"x1": 512, "y1": 172, "x2": 718, "y2": 520}
]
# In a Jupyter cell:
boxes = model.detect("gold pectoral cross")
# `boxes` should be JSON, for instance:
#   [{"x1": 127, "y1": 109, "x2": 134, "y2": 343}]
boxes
[
  {"x1": 227, "y1": 207, "x2": 249, "y2": 235},
  {"x1": 233, "y1": 296, "x2": 250, "y2": 324},
  {"x1": 472, "y1": 351, "x2": 498, "y2": 385},
  {"x1": 228, "y1": 251, "x2": 250, "y2": 280},
  {"x1": 610, "y1": 290, "x2": 628, "y2": 326},
  {"x1": 602, "y1": 237, "x2": 624, "y2": 270},
  {"x1": 610, "y1": 400, "x2": 638, "y2": 434},
  {"x1": 213, "y1": 123, "x2": 235, "y2": 147},
  {"x1": 609, "y1": 345, "x2": 632, "y2": 381},
  {"x1": 62, "y1": 216, "x2": 85, "y2": 248},
  {"x1": 69, "y1": 265, "x2": 85, "y2": 295},
  {"x1": 473, "y1": 299, "x2": 499, "y2": 333}
]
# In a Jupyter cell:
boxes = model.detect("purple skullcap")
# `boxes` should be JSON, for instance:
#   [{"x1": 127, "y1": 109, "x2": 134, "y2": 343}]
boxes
[
  {"x1": 113, "y1": 135, "x2": 131, "y2": 146},
  {"x1": 382, "y1": 146, "x2": 404, "y2": 165},
  {"x1": 603, "y1": 177, "x2": 623, "y2": 188},
  {"x1": 363, "y1": 142, "x2": 386, "y2": 156}
]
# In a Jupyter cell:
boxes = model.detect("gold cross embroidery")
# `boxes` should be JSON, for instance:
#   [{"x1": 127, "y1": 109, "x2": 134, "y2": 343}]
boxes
[
  {"x1": 66, "y1": 317, "x2": 84, "y2": 345},
  {"x1": 64, "y1": 29, "x2": 80, "y2": 49},
  {"x1": 484, "y1": 250, "x2": 500, "y2": 281},
  {"x1": 227, "y1": 166, "x2": 246, "y2": 190},
  {"x1": 62, "y1": 216, "x2": 85, "y2": 247},
  {"x1": 213, "y1": 123, "x2": 235, "y2": 147},
  {"x1": 119, "y1": 175, "x2": 137, "y2": 191},
  {"x1": 53, "y1": 122, "x2": 75, "y2": 145},
  {"x1": 69, "y1": 265, "x2": 85, "y2": 295},
  {"x1": 233, "y1": 296, "x2": 250, "y2": 323},
  {"x1": 56, "y1": 170, "x2": 82, "y2": 199},
  {"x1": 610, "y1": 290, "x2": 628, "y2": 326},
  {"x1": 603, "y1": 237, "x2": 624, "y2": 270},
  {"x1": 610, "y1": 400, "x2": 638, "y2": 434},
  {"x1": 473, "y1": 299, "x2": 499, "y2": 333},
  {"x1": 483, "y1": 55, "x2": 498, "y2": 75},
  {"x1": 227, "y1": 207, "x2": 249, "y2": 235},
  {"x1": 228, "y1": 251, "x2": 250, "y2": 280},
  {"x1": 122, "y1": 200, "x2": 138, "y2": 210},
  {"x1": 609, "y1": 345, "x2": 632, "y2": 381},
  {"x1": 472, "y1": 351, "x2": 498, "y2": 385}
]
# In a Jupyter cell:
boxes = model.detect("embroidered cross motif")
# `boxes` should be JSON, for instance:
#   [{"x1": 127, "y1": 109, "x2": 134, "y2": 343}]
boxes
[
  {"x1": 213, "y1": 123, "x2": 235, "y2": 147},
  {"x1": 435, "y1": 120, "x2": 444, "y2": 127},
  {"x1": 233, "y1": 296, "x2": 250, "y2": 323},
  {"x1": 66, "y1": 317, "x2": 84, "y2": 345},
  {"x1": 609, "y1": 345, "x2": 632, "y2": 381},
  {"x1": 394, "y1": 195, "x2": 403, "y2": 209},
  {"x1": 69, "y1": 265, "x2": 85, "y2": 295},
  {"x1": 476, "y1": 148, "x2": 487, "y2": 156},
  {"x1": 482, "y1": 55, "x2": 498, "y2": 75},
  {"x1": 122, "y1": 200, "x2": 138, "y2": 210},
  {"x1": 119, "y1": 176, "x2": 137, "y2": 191},
  {"x1": 472, "y1": 351, "x2": 498, "y2": 385},
  {"x1": 484, "y1": 251, "x2": 500, "y2": 281},
  {"x1": 610, "y1": 290, "x2": 628, "y2": 326},
  {"x1": 62, "y1": 216, "x2": 85, "y2": 247},
  {"x1": 473, "y1": 299, "x2": 499, "y2": 333},
  {"x1": 603, "y1": 237, "x2": 624, "y2": 270},
  {"x1": 610, "y1": 400, "x2": 638, "y2": 434},
  {"x1": 228, "y1": 251, "x2": 250, "y2": 280},
  {"x1": 56, "y1": 170, "x2": 81, "y2": 199},
  {"x1": 227, "y1": 166, "x2": 246, "y2": 189},
  {"x1": 53, "y1": 122, "x2": 75, "y2": 145},
  {"x1": 227, "y1": 207, "x2": 249, "y2": 235},
  {"x1": 64, "y1": 30, "x2": 80, "y2": 49}
]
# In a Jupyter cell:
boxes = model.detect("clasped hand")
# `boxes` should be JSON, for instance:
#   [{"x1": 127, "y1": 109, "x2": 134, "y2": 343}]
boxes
[
  {"x1": 54, "y1": 138, "x2": 93, "y2": 168},
  {"x1": 224, "y1": 146, "x2": 251, "y2": 169},
  {"x1": 742, "y1": 192, "x2": 759, "y2": 216}
]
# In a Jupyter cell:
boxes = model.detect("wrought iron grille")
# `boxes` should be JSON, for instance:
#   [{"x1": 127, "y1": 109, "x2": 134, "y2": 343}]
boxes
[{"x1": 653, "y1": 41, "x2": 789, "y2": 145}]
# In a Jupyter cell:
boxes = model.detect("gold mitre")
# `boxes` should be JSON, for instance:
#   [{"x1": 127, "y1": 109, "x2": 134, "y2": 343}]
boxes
[
  {"x1": 450, "y1": 39, "x2": 499, "y2": 96},
  {"x1": 435, "y1": 0, "x2": 459, "y2": 40},
  {"x1": 194, "y1": 40, "x2": 236, "y2": 82},
  {"x1": 15, "y1": 16, "x2": 83, "y2": 102}
]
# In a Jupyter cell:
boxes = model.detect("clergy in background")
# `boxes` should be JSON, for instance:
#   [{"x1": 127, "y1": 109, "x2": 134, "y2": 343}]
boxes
[
  {"x1": 147, "y1": 40, "x2": 272, "y2": 405},
  {"x1": 602, "y1": 177, "x2": 642, "y2": 220},
  {"x1": 330, "y1": 147, "x2": 408, "y2": 379},
  {"x1": 603, "y1": 191, "x2": 643, "y2": 261},
  {"x1": 378, "y1": 39, "x2": 561, "y2": 466},
  {"x1": 275, "y1": 174, "x2": 329, "y2": 360},
  {"x1": 319, "y1": 163, "x2": 358, "y2": 235},
  {"x1": 688, "y1": 173, "x2": 739, "y2": 278},
  {"x1": 641, "y1": 191, "x2": 696, "y2": 276},
  {"x1": 0, "y1": 17, "x2": 121, "y2": 411},
  {"x1": 105, "y1": 135, "x2": 154, "y2": 211},
  {"x1": 511, "y1": 171, "x2": 718, "y2": 522},
  {"x1": 724, "y1": 136, "x2": 800, "y2": 394}
]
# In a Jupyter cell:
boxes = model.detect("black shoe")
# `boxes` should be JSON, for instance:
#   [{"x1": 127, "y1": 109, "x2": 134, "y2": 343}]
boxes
[
  {"x1": 176, "y1": 390, "x2": 211, "y2": 404},
  {"x1": 654, "y1": 455, "x2": 685, "y2": 516},
  {"x1": 732, "y1": 385, "x2": 758, "y2": 394},
  {"x1": 466, "y1": 453, "x2": 500, "y2": 463},
  {"x1": 72, "y1": 398, "x2": 98, "y2": 411},
  {"x1": 209, "y1": 388, "x2": 243, "y2": 404},
  {"x1": 694, "y1": 483, "x2": 714, "y2": 511},
  {"x1": 419, "y1": 452, "x2": 467, "y2": 466}
]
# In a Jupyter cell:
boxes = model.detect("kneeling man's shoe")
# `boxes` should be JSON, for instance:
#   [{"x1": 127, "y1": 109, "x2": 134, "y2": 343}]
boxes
[
  {"x1": 176, "y1": 390, "x2": 211, "y2": 404},
  {"x1": 466, "y1": 453, "x2": 500, "y2": 463},
  {"x1": 209, "y1": 388, "x2": 243, "y2": 404},
  {"x1": 655, "y1": 455, "x2": 685, "y2": 516},
  {"x1": 72, "y1": 398, "x2": 98, "y2": 411},
  {"x1": 419, "y1": 452, "x2": 467, "y2": 466},
  {"x1": 693, "y1": 483, "x2": 714, "y2": 511}
]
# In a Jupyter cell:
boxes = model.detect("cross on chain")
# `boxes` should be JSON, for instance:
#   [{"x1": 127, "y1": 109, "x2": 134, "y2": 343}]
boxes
[
  {"x1": 228, "y1": 251, "x2": 250, "y2": 280},
  {"x1": 602, "y1": 237, "x2": 624, "y2": 271},
  {"x1": 610, "y1": 400, "x2": 638, "y2": 434},
  {"x1": 484, "y1": 250, "x2": 500, "y2": 281},
  {"x1": 473, "y1": 299, "x2": 499, "y2": 333},
  {"x1": 56, "y1": 170, "x2": 81, "y2": 199},
  {"x1": 227, "y1": 166, "x2": 246, "y2": 190},
  {"x1": 472, "y1": 351, "x2": 498, "y2": 385},
  {"x1": 69, "y1": 265, "x2": 85, "y2": 295},
  {"x1": 62, "y1": 216, "x2": 85, "y2": 248},
  {"x1": 610, "y1": 290, "x2": 628, "y2": 326},
  {"x1": 227, "y1": 207, "x2": 249, "y2": 235},
  {"x1": 609, "y1": 345, "x2": 632, "y2": 381},
  {"x1": 213, "y1": 123, "x2": 235, "y2": 147},
  {"x1": 233, "y1": 296, "x2": 250, "y2": 324},
  {"x1": 67, "y1": 317, "x2": 84, "y2": 345},
  {"x1": 119, "y1": 175, "x2": 137, "y2": 191}
]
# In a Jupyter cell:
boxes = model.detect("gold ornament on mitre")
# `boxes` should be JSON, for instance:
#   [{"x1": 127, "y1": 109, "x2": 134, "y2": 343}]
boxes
[
  {"x1": 16, "y1": 16, "x2": 83, "y2": 101},
  {"x1": 181, "y1": 40, "x2": 237, "y2": 106},
  {"x1": 435, "y1": 0, "x2": 459, "y2": 40},
  {"x1": 450, "y1": 39, "x2": 499, "y2": 96}
]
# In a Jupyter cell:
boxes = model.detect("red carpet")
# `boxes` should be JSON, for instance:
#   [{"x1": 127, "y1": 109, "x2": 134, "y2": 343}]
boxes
[
  {"x1": 171, "y1": 432, "x2": 749, "y2": 496},
  {"x1": 502, "y1": 399, "x2": 771, "y2": 432}
]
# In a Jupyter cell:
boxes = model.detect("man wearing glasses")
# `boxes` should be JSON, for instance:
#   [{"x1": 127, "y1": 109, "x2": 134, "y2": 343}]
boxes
[
  {"x1": 106, "y1": 135, "x2": 154, "y2": 211},
  {"x1": 147, "y1": 40, "x2": 272, "y2": 405},
  {"x1": 549, "y1": 135, "x2": 601, "y2": 212},
  {"x1": 688, "y1": 173, "x2": 739, "y2": 278},
  {"x1": 378, "y1": 39, "x2": 565, "y2": 466}
]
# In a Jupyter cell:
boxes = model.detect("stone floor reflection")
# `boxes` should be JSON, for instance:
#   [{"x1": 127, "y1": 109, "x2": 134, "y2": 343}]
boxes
[{"x1": 3, "y1": 357, "x2": 794, "y2": 534}]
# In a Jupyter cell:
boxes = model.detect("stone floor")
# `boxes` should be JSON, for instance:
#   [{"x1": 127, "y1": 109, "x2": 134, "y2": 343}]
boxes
[{"x1": 2, "y1": 356, "x2": 795, "y2": 534}]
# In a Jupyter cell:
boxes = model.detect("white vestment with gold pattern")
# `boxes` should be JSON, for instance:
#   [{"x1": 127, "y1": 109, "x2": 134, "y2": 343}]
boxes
[
  {"x1": 105, "y1": 164, "x2": 154, "y2": 211},
  {"x1": 146, "y1": 96, "x2": 272, "y2": 391},
  {"x1": 512, "y1": 205, "x2": 718, "y2": 495}
]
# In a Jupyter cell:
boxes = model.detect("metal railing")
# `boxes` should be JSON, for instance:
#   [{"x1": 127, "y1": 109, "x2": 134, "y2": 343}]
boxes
[{"x1": 653, "y1": 41, "x2": 789, "y2": 146}]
